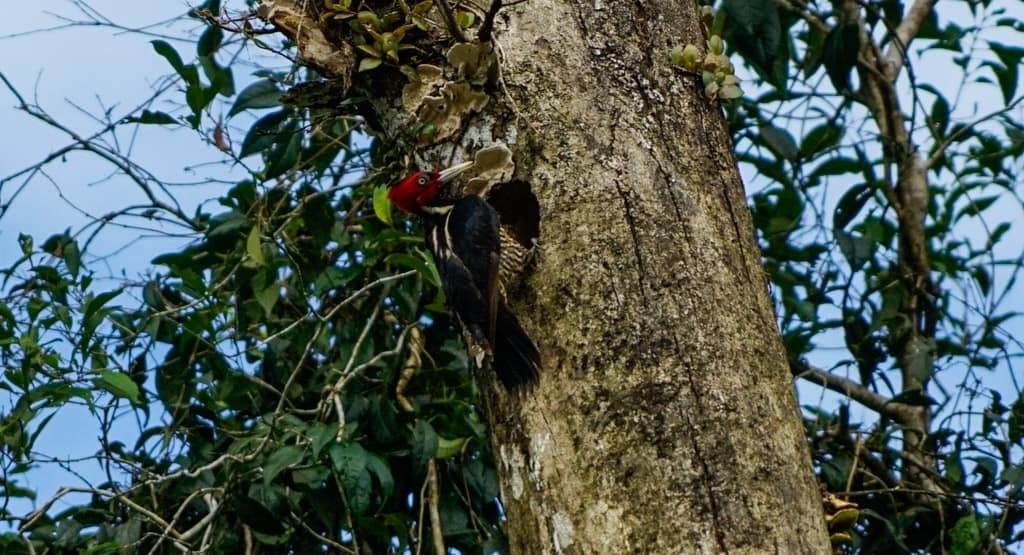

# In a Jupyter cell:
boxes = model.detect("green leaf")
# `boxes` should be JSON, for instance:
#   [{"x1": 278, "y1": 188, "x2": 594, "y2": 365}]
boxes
[
  {"x1": 822, "y1": 24, "x2": 860, "y2": 92},
  {"x1": 373, "y1": 185, "x2": 393, "y2": 226},
  {"x1": 946, "y1": 443, "x2": 964, "y2": 485},
  {"x1": 358, "y1": 57, "x2": 383, "y2": 72},
  {"x1": 94, "y1": 371, "x2": 141, "y2": 405},
  {"x1": 246, "y1": 225, "x2": 265, "y2": 266},
  {"x1": 329, "y1": 442, "x2": 372, "y2": 515},
  {"x1": 236, "y1": 486, "x2": 286, "y2": 535},
  {"x1": 385, "y1": 253, "x2": 440, "y2": 287},
  {"x1": 83, "y1": 289, "x2": 122, "y2": 328},
  {"x1": 436, "y1": 436, "x2": 468, "y2": 459},
  {"x1": 833, "y1": 183, "x2": 873, "y2": 231},
  {"x1": 411, "y1": 420, "x2": 439, "y2": 470},
  {"x1": 758, "y1": 124, "x2": 799, "y2": 161},
  {"x1": 151, "y1": 40, "x2": 199, "y2": 86},
  {"x1": 834, "y1": 229, "x2": 873, "y2": 270},
  {"x1": 1009, "y1": 397, "x2": 1024, "y2": 445},
  {"x1": 185, "y1": 84, "x2": 209, "y2": 127},
  {"x1": 239, "y1": 110, "x2": 289, "y2": 158},
  {"x1": 800, "y1": 124, "x2": 843, "y2": 159},
  {"x1": 256, "y1": 283, "x2": 279, "y2": 317},
  {"x1": 123, "y1": 110, "x2": 178, "y2": 125},
  {"x1": 306, "y1": 424, "x2": 336, "y2": 459},
  {"x1": 63, "y1": 238, "x2": 81, "y2": 277},
  {"x1": 956, "y1": 195, "x2": 999, "y2": 221},
  {"x1": 199, "y1": 54, "x2": 234, "y2": 97},
  {"x1": 263, "y1": 445, "x2": 305, "y2": 486},
  {"x1": 264, "y1": 126, "x2": 302, "y2": 180},
  {"x1": 949, "y1": 515, "x2": 981, "y2": 555},
  {"x1": 455, "y1": 10, "x2": 475, "y2": 29},
  {"x1": 888, "y1": 389, "x2": 938, "y2": 406},
  {"x1": 365, "y1": 454, "x2": 394, "y2": 501},
  {"x1": 904, "y1": 336, "x2": 935, "y2": 385},
  {"x1": 988, "y1": 42, "x2": 1024, "y2": 104},
  {"x1": 329, "y1": 442, "x2": 369, "y2": 477},
  {"x1": 930, "y1": 95, "x2": 950, "y2": 136},
  {"x1": 206, "y1": 213, "x2": 250, "y2": 241},
  {"x1": 723, "y1": 0, "x2": 781, "y2": 79},
  {"x1": 999, "y1": 463, "x2": 1024, "y2": 488},
  {"x1": 197, "y1": 25, "x2": 223, "y2": 57},
  {"x1": 228, "y1": 79, "x2": 282, "y2": 117},
  {"x1": 292, "y1": 465, "x2": 330, "y2": 487},
  {"x1": 18, "y1": 233, "x2": 33, "y2": 255}
]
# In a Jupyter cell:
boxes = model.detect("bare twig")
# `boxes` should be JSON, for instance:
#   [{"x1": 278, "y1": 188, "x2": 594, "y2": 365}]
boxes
[
  {"x1": 427, "y1": 458, "x2": 446, "y2": 555},
  {"x1": 291, "y1": 511, "x2": 356, "y2": 553},
  {"x1": 434, "y1": 0, "x2": 467, "y2": 42},
  {"x1": 478, "y1": 0, "x2": 503, "y2": 42},
  {"x1": 22, "y1": 487, "x2": 185, "y2": 547},
  {"x1": 885, "y1": 0, "x2": 935, "y2": 74},
  {"x1": 396, "y1": 326, "x2": 424, "y2": 412},
  {"x1": 794, "y1": 361, "x2": 905, "y2": 421}
]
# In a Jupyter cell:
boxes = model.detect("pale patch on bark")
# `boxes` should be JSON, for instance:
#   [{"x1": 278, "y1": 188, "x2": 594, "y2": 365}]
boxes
[
  {"x1": 499, "y1": 444, "x2": 525, "y2": 499},
  {"x1": 550, "y1": 511, "x2": 575, "y2": 552}
]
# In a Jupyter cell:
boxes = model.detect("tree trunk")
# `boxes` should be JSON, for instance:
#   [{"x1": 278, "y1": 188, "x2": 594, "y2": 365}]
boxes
[
  {"x1": 480, "y1": 1, "x2": 831, "y2": 553},
  {"x1": 260, "y1": 0, "x2": 830, "y2": 551}
]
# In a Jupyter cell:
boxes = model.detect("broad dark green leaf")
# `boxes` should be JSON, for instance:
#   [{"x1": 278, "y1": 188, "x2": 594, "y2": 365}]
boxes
[
  {"x1": 834, "y1": 229, "x2": 873, "y2": 270},
  {"x1": 123, "y1": 110, "x2": 178, "y2": 125},
  {"x1": 229, "y1": 79, "x2": 282, "y2": 117},
  {"x1": 197, "y1": 25, "x2": 223, "y2": 57},
  {"x1": 152, "y1": 40, "x2": 200, "y2": 86},
  {"x1": 799, "y1": 124, "x2": 843, "y2": 159},
  {"x1": 62, "y1": 238, "x2": 81, "y2": 277},
  {"x1": 904, "y1": 336, "x2": 936, "y2": 385},
  {"x1": 723, "y1": 0, "x2": 781, "y2": 80},
  {"x1": 888, "y1": 389, "x2": 938, "y2": 406},
  {"x1": 239, "y1": 110, "x2": 290, "y2": 158},
  {"x1": 823, "y1": 24, "x2": 859, "y2": 92},
  {"x1": 931, "y1": 95, "x2": 950, "y2": 137},
  {"x1": 329, "y1": 441, "x2": 369, "y2": 479},
  {"x1": 263, "y1": 445, "x2": 305, "y2": 486},
  {"x1": 758, "y1": 124, "x2": 799, "y2": 161},
  {"x1": 988, "y1": 41, "x2": 1024, "y2": 103},
  {"x1": 94, "y1": 371, "x2": 142, "y2": 405},
  {"x1": 365, "y1": 454, "x2": 394, "y2": 501},
  {"x1": 236, "y1": 486, "x2": 287, "y2": 535},
  {"x1": 412, "y1": 420, "x2": 439, "y2": 471},
  {"x1": 264, "y1": 127, "x2": 303, "y2": 179},
  {"x1": 833, "y1": 183, "x2": 873, "y2": 231},
  {"x1": 949, "y1": 515, "x2": 981, "y2": 555}
]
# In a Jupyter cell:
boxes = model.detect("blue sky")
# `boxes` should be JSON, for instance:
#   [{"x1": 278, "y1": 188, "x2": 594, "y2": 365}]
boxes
[{"x1": 1, "y1": 0, "x2": 248, "y2": 518}]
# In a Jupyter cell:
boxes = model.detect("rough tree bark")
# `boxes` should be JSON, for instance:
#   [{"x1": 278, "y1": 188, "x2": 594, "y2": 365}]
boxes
[
  {"x1": 483, "y1": 2, "x2": 830, "y2": 553},
  {"x1": 262, "y1": 0, "x2": 831, "y2": 552}
]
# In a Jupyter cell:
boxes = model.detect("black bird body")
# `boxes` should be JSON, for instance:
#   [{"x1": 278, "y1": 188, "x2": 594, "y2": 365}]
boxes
[{"x1": 388, "y1": 164, "x2": 540, "y2": 389}]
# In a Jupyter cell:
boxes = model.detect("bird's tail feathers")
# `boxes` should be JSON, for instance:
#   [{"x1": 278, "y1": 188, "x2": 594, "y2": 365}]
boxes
[{"x1": 491, "y1": 304, "x2": 540, "y2": 390}]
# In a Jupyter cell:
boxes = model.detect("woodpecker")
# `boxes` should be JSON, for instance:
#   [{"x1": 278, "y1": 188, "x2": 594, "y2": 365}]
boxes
[{"x1": 388, "y1": 161, "x2": 540, "y2": 389}]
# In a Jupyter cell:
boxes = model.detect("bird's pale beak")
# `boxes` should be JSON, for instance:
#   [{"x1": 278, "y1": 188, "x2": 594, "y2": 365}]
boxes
[{"x1": 438, "y1": 161, "x2": 474, "y2": 183}]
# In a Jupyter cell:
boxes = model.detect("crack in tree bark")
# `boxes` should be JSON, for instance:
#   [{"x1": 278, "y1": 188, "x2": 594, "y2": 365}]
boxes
[{"x1": 615, "y1": 182, "x2": 650, "y2": 301}]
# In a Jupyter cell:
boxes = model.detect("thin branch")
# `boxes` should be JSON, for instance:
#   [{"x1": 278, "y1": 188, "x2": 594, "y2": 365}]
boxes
[
  {"x1": 434, "y1": 0, "x2": 467, "y2": 42},
  {"x1": 396, "y1": 326, "x2": 424, "y2": 412},
  {"x1": 925, "y1": 94, "x2": 1024, "y2": 169},
  {"x1": 478, "y1": 0, "x2": 502, "y2": 42},
  {"x1": 22, "y1": 487, "x2": 184, "y2": 545},
  {"x1": 427, "y1": 458, "x2": 446, "y2": 555},
  {"x1": 793, "y1": 361, "x2": 906, "y2": 421},
  {"x1": 885, "y1": 0, "x2": 935, "y2": 75}
]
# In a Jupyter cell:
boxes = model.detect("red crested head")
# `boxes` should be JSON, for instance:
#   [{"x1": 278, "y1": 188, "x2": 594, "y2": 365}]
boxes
[{"x1": 388, "y1": 161, "x2": 473, "y2": 215}]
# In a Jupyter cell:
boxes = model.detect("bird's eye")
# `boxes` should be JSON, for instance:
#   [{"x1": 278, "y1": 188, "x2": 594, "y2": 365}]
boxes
[{"x1": 417, "y1": 176, "x2": 428, "y2": 187}]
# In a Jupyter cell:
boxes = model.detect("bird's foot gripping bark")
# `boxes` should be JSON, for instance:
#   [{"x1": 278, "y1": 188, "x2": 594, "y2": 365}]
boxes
[{"x1": 464, "y1": 334, "x2": 493, "y2": 369}]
